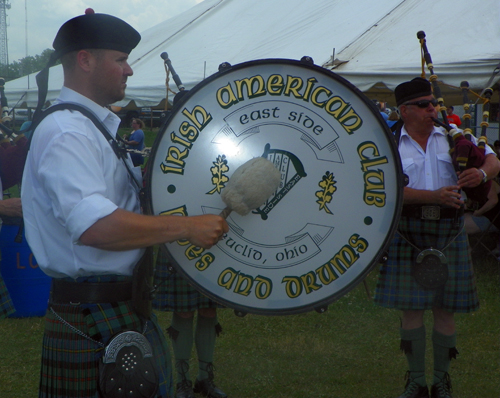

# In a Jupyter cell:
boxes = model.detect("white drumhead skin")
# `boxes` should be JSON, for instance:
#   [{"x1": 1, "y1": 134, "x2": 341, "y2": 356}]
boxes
[{"x1": 148, "y1": 59, "x2": 403, "y2": 315}]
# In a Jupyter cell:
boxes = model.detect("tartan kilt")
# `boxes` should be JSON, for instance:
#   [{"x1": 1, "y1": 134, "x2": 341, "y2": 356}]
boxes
[
  {"x1": 0, "y1": 274, "x2": 15, "y2": 319},
  {"x1": 374, "y1": 216, "x2": 479, "y2": 313},
  {"x1": 152, "y1": 250, "x2": 222, "y2": 313},
  {"x1": 39, "y1": 298, "x2": 173, "y2": 398}
]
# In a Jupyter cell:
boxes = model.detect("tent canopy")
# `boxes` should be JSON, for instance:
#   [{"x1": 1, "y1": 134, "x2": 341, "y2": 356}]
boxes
[{"x1": 5, "y1": 0, "x2": 500, "y2": 109}]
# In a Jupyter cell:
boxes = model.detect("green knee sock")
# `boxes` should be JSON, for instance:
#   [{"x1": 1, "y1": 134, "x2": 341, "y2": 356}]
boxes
[
  {"x1": 195, "y1": 314, "x2": 217, "y2": 381},
  {"x1": 400, "y1": 325, "x2": 427, "y2": 387},
  {"x1": 170, "y1": 313, "x2": 195, "y2": 382},
  {"x1": 432, "y1": 329, "x2": 457, "y2": 384}
]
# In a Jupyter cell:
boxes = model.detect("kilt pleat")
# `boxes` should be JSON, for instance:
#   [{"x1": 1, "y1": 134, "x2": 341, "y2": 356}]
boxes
[
  {"x1": 152, "y1": 250, "x2": 222, "y2": 313},
  {"x1": 39, "y1": 299, "x2": 173, "y2": 398},
  {"x1": 0, "y1": 274, "x2": 15, "y2": 319},
  {"x1": 374, "y1": 216, "x2": 479, "y2": 313}
]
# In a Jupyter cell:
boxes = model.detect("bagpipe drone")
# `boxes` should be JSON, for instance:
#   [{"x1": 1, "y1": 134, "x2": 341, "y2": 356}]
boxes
[{"x1": 417, "y1": 31, "x2": 493, "y2": 210}]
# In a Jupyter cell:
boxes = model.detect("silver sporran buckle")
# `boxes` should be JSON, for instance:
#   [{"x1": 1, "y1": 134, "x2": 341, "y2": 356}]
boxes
[
  {"x1": 99, "y1": 331, "x2": 159, "y2": 398},
  {"x1": 421, "y1": 206, "x2": 440, "y2": 220},
  {"x1": 412, "y1": 248, "x2": 449, "y2": 289}
]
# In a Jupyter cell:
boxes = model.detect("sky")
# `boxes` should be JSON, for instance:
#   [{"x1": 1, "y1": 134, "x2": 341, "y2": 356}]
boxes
[{"x1": 4, "y1": 0, "x2": 204, "y2": 63}]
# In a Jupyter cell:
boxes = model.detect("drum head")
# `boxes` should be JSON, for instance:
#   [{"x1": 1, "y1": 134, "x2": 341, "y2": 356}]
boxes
[{"x1": 147, "y1": 58, "x2": 403, "y2": 315}]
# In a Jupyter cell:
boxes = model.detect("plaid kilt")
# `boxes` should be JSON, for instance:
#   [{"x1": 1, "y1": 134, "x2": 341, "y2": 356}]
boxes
[
  {"x1": 0, "y1": 274, "x2": 15, "y2": 319},
  {"x1": 152, "y1": 250, "x2": 222, "y2": 313},
  {"x1": 374, "y1": 216, "x2": 479, "y2": 313},
  {"x1": 39, "y1": 279, "x2": 173, "y2": 398}
]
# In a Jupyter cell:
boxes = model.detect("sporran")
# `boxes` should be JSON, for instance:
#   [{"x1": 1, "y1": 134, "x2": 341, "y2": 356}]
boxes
[
  {"x1": 98, "y1": 331, "x2": 159, "y2": 398},
  {"x1": 412, "y1": 248, "x2": 449, "y2": 289}
]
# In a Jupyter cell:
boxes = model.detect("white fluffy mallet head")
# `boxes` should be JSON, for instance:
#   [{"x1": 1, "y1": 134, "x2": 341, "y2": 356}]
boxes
[{"x1": 220, "y1": 157, "x2": 281, "y2": 218}]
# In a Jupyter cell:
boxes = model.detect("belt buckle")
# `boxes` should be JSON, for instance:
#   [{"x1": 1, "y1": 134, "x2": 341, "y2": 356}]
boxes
[{"x1": 421, "y1": 206, "x2": 440, "y2": 220}]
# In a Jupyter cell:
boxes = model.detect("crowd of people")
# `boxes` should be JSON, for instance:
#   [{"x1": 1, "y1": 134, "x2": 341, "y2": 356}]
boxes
[{"x1": 0, "y1": 10, "x2": 498, "y2": 398}]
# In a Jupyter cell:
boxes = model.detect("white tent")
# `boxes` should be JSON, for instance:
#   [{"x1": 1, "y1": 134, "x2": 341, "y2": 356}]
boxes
[
  {"x1": 330, "y1": 0, "x2": 500, "y2": 106},
  {"x1": 4, "y1": 0, "x2": 500, "y2": 110}
]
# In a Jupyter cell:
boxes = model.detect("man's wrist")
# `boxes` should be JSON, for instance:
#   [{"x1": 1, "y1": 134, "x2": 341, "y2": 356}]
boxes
[{"x1": 479, "y1": 168, "x2": 488, "y2": 183}]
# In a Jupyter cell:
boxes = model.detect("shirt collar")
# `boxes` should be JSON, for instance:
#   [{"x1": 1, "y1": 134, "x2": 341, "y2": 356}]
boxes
[
  {"x1": 400, "y1": 124, "x2": 446, "y2": 141},
  {"x1": 56, "y1": 86, "x2": 121, "y2": 126}
]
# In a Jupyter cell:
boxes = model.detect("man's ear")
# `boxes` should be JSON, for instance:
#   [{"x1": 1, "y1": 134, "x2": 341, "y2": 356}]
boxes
[
  {"x1": 76, "y1": 50, "x2": 95, "y2": 72},
  {"x1": 399, "y1": 105, "x2": 408, "y2": 119}
]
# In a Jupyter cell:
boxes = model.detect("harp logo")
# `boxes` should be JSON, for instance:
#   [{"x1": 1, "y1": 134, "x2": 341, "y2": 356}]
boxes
[
  {"x1": 206, "y1": 144, "x2": 307, "y2": 220},
  {"x1": 254, "y1": 144, "x2": 307, "y2": 220}
]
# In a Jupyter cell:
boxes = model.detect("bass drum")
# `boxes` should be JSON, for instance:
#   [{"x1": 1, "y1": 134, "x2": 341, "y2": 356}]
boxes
[{"x1": 146, "y1": 58, "x2": 403, "y2": 315}]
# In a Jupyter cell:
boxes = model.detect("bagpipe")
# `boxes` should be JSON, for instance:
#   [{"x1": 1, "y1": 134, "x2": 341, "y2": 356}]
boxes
[
  {"x1": 417, "y1": 31, "x2": 493, "y2": 210},
  {"x1": 0, "y1": 77, "x2": 29, "y2": 190}
]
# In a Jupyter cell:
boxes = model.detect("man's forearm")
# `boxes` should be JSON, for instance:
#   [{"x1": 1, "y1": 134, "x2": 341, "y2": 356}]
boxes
[
  {"x1": 79, "y1": 208, "x2": 227, "y2": 251},
  {"x1": 0, "y1": 198, "x2": 23, "y2": 218},
  {"x1": 480, "y1": 153, "x2": 500, "y2": 182}
]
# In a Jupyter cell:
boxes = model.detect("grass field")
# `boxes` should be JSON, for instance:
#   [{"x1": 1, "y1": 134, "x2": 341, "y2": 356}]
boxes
[
  {"x1": 0, "y1": 251, "x2": 498, "y2": 398},
  {"x1": 1, "y1": 129, "x2": 498, "y2": 397}
]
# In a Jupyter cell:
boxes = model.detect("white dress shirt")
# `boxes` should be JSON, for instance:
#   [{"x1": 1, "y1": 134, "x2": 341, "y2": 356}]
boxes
[
  {"x1": 22, "y1": 87, "x2": 144, "y2": 278},
  {"x1": 398, "y1": 125, "x2": 494, "y2": 191}
]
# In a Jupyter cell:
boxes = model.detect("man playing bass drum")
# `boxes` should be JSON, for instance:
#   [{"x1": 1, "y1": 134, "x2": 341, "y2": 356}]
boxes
[
  {"x1": 21, "y1": 9, "x2": 228, "y2": 398},
  {"x1": 374, "y1": 78, "x2": 499, "y2": 398}
]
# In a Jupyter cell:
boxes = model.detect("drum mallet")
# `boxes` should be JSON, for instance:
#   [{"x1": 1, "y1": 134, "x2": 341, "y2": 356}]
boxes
[{"x1": 220, "y1": 157, "x2": 281, "y2": 218}]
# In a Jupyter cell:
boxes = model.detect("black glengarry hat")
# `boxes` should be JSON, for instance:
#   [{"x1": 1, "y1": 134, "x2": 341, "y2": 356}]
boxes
[
  {"x1": 395, "y1": 77, "x2": 432, "y2": 106},
  {"x1": 34, "y1": 9, "x2": 140, "y2": 120},
  {"x1": 53, "y1": 8, "x2": 141, "y2": 58}
]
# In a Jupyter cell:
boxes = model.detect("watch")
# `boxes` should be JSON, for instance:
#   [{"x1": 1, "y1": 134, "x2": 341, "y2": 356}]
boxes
[{"x1": 479, "y1": 168, "x2": 487, "y2": 183}]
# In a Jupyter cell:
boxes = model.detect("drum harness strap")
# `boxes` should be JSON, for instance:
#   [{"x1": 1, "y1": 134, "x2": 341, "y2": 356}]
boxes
[{"x1": 29, "y1": 102, "x2": 142, "y2": 191}]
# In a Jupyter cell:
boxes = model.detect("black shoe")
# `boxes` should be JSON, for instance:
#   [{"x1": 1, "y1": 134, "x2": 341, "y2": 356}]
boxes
[
  {"x1": 430, "y1": 373, "x2": 453, "y2": 398},
  {"x1": 397, "y1": 372, "x2": 429, "y2": 398},
  {"x1": 176, "y1": 380, "x2": 195, "y2": 398},
  {"x1": 193, "y1": 378, "x2": 228, "y2": 398}
]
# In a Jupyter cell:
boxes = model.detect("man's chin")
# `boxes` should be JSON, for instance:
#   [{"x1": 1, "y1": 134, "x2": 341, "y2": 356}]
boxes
[{"x1": 111, "y1": 91, "x2": 126, "y2": 104}]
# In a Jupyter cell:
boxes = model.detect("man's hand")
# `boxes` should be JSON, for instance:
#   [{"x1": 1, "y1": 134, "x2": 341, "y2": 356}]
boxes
[
  {"x1": 0, "y1": 198, "x2": 23, "y2": 218},
  {"x1": 185, "y1": 214, "x2": 229, "y2": 249},
  {"x1": 457, "y1": 168, "x2": 483, "y2": 189},
  {"x1": 433, "y1": 185, "x2": 463, "y2": 209}
]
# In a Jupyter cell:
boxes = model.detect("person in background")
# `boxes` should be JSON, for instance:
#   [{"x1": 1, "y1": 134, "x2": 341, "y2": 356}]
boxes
[
  {"x1": 123, "y1": 117, "x2": 145, "y2": 166},
  {"x1": 153, "y1": 250, "x2": 228, "y2": 398},
  {"x1": 464, "y1": 179, "x2": 500, "y2": 259},
  {"x1": 445, "y1": 106, "x2": 461, "y2": 127},
  {"x1": 464, "y1": 179, "x2": 499, "y2": 234},
  {"x1": 387, "y1": 109, "x2": 400, "y2": 129},
  {"x1": 0, "y1": 189, "x2": 22, "y2": 319},
  {"x1": 374, "y1": 99, "x2": 389, "y2": 122},
  {"x1": 21, "y1": 9, "x2": 228, "y2": 398},
  {"x1": 374, "y1": 77, "x2": 499, "y2": 398},
  {"x1": 493, "y1": 140, "x2": 500, "y2": 160}
]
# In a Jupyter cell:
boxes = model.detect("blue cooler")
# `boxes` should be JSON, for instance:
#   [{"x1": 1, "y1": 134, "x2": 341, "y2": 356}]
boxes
[{"x1": 0, "y1": 217, "x2": 50, "y2": 317}]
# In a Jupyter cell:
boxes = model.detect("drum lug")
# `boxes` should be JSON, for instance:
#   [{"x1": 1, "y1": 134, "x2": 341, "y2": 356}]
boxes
[
  {"x1": 403, "y1": 173, "x2": 410, "y2": 187},
  {"x1": 167, "y1": 265, "x2": 176, "y2": 274},
  {"x1": 378, "y1": 251, "x2": 389, "y2": 264},
  {"x1": 234, "y1": 309, "x2": 247, "y2": 317},
  {"x1": 314, "y1": 305, "x2": 328, "y2": 314},
  {"x1": 300, "y1": 56, "x2": 314, "y2": 65},
  {"x1": 218, "y1": 62, "x2": 232, "y2": 72}
]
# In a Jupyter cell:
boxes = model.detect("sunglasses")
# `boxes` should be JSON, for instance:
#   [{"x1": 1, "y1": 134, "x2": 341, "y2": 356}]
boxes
[{"x1": 403, "y1": 99, "x2": 438, "y2": 108}]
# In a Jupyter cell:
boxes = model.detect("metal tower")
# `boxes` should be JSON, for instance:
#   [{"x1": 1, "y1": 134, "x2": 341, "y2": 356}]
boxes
[{"x1": 0, "y1": 0, "x2": 11, "y2": 66}]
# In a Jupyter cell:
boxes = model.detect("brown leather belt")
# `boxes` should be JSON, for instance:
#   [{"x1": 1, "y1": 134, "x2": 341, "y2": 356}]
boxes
[
  {"x1": 51, "y1": 279, "x2": 133, "y2": 304},
  {"x1": 401, "y1": 205, "x2": 463, "y2": 220}
]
